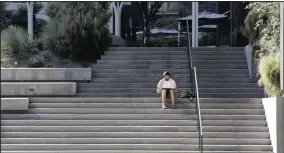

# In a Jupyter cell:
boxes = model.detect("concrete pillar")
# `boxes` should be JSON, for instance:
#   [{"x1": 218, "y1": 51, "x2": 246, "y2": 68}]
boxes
[
  {"x1": 263, "y1": 97, "x2": 284, "y2": 153},
  {"x1": 178, "y1": 22, "x2": 181, "y2": 46},
  {"x1": 192, "y1": 2, "x2": 199, "y2": 47},
  {"x1": 111, "y1": 2, "x2": 124, "y2": 37},
  {"x1": 114, "y1": 12, "x2": 121, "y2": 36},
  {"x1": 108, "y1": 3, "x2": 114, "y2": 34},
  {"x1": 280, "y1": 2, "x2": 284, "y2": 95},
  {"x1": 26, "y1": 2, "x2": 34, "y2": 42}
]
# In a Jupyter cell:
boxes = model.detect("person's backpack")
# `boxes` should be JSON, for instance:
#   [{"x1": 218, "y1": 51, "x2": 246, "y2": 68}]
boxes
[
  {"x1": 178, "y1": 91, "x2": 191, "y2": 98},
  {"x1": 178, "y1": 91, "x2": 195, "y2": 101}
]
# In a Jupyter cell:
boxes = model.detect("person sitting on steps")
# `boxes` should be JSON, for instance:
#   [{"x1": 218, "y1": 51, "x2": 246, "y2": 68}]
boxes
[{"x1": 157, "y1": 71, "x2": 177, "y2": 109}]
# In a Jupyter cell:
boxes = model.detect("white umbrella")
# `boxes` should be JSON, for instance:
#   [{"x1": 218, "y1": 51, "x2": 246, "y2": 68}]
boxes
[
  {"x1": 136, "y1": 28, "x2": 179, "y2": 35},
  {"x1": 199, "y1": 25, "x2": 217, "y2": 29},
  {"x1": 177, "y1": 11, "x2": 228, "y2": 21}
]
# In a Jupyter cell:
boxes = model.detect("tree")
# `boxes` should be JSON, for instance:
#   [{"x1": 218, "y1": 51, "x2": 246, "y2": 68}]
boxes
[
  {"x1": 9, "y1": 2, "x2": 46, "y2": 37},
  {"x1": 137, "y1": 2, "x2": 163, "y2": 45},
  {"x1": 0, "y1": 2, "x2": 13, "y2": 30},
  {"x1": 242, "y1": 2, "x2": 281, "y2": 96},
  {"x1": 42, "y1": 2, "x2": 111, "y2": 61}
]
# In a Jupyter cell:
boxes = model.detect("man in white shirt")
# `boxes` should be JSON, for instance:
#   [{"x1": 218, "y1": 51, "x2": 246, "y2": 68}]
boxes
[{"x1": 157, "y1": 71, "x2": 177, "y2": 109}]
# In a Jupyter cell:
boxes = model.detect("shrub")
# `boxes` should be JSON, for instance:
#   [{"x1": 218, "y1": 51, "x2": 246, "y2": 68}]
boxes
[
  {"x1": 41, "y1": 20, "x2": 70, "y2": 59},
  {"x1": 257, "y1": 55, "x2": 281, "y2": 96},
  {"x1": 1, "y1": 25, "x2": 31, "y2": 57},
  {"x1": 42, "y1": 2, "x2": 112, "y2": 62},
  {"x1": 167, "y1": 39, "x2": 178, "y2": 47},
  {"x1": 242, "y1": 2, "x2": 280, "y2": 58},
  {"x1": 28, "y1": 55, "x2": 45, "y2": 68},
  {"x1": 1, "y1": 40, "x2": 15, "y2": 67}
]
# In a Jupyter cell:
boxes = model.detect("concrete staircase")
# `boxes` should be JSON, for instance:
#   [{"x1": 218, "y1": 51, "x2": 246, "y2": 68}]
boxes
[
  {"x1": 1, "y1": 47, "x2": 271, "y2": 153},
  {"x1": 77, "y1": 47, "x2": 263, "y2": 98},
  {"x1": 1, "y1": 97, "x2": 273, "y2": 153}
]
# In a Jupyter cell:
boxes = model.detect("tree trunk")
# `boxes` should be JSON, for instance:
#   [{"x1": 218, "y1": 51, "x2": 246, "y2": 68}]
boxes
[{"x1": 143, "y1": 18, "x2": 151, "y2": 46}]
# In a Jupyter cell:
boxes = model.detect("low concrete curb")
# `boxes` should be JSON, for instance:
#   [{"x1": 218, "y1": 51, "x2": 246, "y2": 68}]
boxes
[{"x1": 1, "y1": 98, "x2": 29, "y2": 110}]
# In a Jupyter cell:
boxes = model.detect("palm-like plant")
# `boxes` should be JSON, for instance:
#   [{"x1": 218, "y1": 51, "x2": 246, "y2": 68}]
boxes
[
  {"x1": 1, "y1": 25, "x2": 31, "y2": 57},
  {"x1": 42, "y1": 2, "x2": 111, "y2": 61},
  {"x1": 258, "y1": 55, "x2": 281, "y2": 96}
]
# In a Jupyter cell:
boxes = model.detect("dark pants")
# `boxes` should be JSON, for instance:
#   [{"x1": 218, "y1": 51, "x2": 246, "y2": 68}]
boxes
[{"x1": 163, "y1": 88, "x2": 171, "y2": 99}]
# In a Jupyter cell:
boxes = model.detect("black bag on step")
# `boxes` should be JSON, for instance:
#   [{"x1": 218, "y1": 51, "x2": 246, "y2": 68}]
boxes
[{"x1": 178, "y1": 91, "x2": 191, "y2": 98}]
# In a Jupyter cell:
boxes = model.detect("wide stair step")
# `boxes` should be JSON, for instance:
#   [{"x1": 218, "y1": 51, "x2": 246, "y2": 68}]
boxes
[{"x1": 1, "y1": 97, "x2": 272, "y2": 152}]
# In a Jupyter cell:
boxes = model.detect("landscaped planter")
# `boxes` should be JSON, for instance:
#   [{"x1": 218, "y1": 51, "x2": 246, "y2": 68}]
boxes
[{"x1": 262, "y1": 97, "x2": 284, "y2": 153}]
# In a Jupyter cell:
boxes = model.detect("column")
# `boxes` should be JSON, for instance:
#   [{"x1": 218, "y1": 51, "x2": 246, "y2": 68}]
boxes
[
  {"x1": 192, "y1": 2, "x2": 199, "y2": 47},
  {"x1": 27, "y1": 2, "x2": 34, "y2": 42},
  {"x1": 195, "y1": 2, "x2": 199, "y2": 47},
  {"x1": 108, "y1": 3, "x2": 114, "y2": 34},
  {"x1": 280, "y1": 2, "x2": 284, "y2": 95},
  {"x1": 178, "y1": 21, "x2": 181, "y2": 46},
  {"x1": 111, "y1": 2, "x2": 124, "y2": 37}
]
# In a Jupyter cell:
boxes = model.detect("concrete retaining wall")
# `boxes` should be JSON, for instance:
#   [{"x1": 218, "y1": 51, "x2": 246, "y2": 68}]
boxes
[
  {"x1": 262, "y1": 97, "x2": 284, "y2": 153},
  {"x1": 1, "y1": 82, "x2": 76, "y2": 96},
  {"x1": 1, "y1": 68, "x2": 91, "y2": 81},
  {"x1": 1, "y1": 98, "x2": 29, "y2": 110}
]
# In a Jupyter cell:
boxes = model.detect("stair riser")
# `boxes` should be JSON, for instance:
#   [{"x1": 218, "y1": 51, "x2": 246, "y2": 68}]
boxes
[
  {"x1": 78, "y1": 83, "x2": 258, "y2": 88},
  {"x1": 108, "y1": 47, "x2": 244, "y2": 51},
  {"x1": 90, "y1": 78, "x2": 252, "y2": 83},
  {"x1": 97, "y1": 60, "x2": 246, "y2": 65},
  {"x1": 0, "y1": 144, "x2": 272, "y2": 151},
  {"x1": 93, "y1": 64, "x2": 248, "y2": 69},
  {"x1": 1, "y1": 114, "x2": 266, "y2": 120},
  {"x1": 3, "y1": 109, "x2": 265, "y2": 115},
  {"x1": 76, "y1": 93, "x2": 264, "y2": 98},
  {"x1": 78, "y1": 88, "x2": 263, "y2": 94},
  {"x1": 1, "y1": 126, "x2": 268, "y2": 133},
  {"x1": 1, "y1": 132, "x2": 270, "y2": 138},
  {"x1": 1, "y1": 138, "x2": 271, "y2": 145},
  {"x1": 92, "y1": 69, "x2": 249, "y2": 74},
  {"x1": 26, "y1": 103, "x2": 263, "y2": 109},
  {"x1": 27, "y1": 98, "x2": 262, "y2": 103},
  {"x1": 108, "y1": 47, "x2": 187, "y2": 51},
  {"x1": 0, "y1": 121, "x2": 267, "y2": 126},
  {"x1": 101, "y1": 55, "x2": 246, "y2": 60},
  {"x1": 104, "y1": 51, "x2": 244, "y2": 56},
  {"x1": 92, "y1": 73, "x2": 250, "y2": 78},
  {"x1": 0, "y1": 151, "x2": 274, "y2": 153}
]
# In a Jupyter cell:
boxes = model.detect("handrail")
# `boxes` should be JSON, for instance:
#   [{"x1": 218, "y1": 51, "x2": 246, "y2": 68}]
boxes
[
  {"x1": 194, "y1": 67, "x2": 203, "y2": 153},
  {"x1": 183, "y1": 20, "x2": 203, "y2": 153}
]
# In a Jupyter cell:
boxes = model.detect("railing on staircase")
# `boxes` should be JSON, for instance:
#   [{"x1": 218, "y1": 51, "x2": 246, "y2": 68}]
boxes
[
  {"x1": 185, "y1": 21, "x2": 204, "y2": 153},
  {"x1": 193, "y1": 67, "x2": 203, "y2": 153}
]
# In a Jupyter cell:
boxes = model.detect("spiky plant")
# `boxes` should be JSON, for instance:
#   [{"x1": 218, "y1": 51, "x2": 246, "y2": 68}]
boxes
[
  {"x1": 1, "y1": 25, "x2": 31, "y2": 57},
  {"x1": 258, "y1": 55, "x2": 281, "y2": 97},
  {"x1": 42, "y1": 2, "x2": 111, "y2": 61}
]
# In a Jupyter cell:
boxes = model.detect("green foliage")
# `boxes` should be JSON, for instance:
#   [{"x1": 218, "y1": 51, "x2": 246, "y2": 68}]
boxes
[
  {"x1": 242, "y1": 2, "x2": 281, "y2": 97},
  {"x1": 10, "y1": 2, "x2": 46, "y2": 37},
  {"x1": 199, "y1": 32, "x2": 216, "y2": 46},
  {"x1": 137, "y1": 2, "x2": 164, "y2": 45},
  {"x1": 154, "y1": 16, "x2": 178, "y2": 30},
  {"x1": 167, "y1": 39, "x2": 178, "y2": 47},
  {"x1": 1, "y1": 40, "x2": 15, "y2": 67},
  {"x1": 258, "y1": 55, "x2": 281, "y2": 96},
  {"x1": 146, "y1": 38, "x2": 164, "y2": 47},
  {"x1": 42, "y1": 2, "x2": 111, "y2": 61},
  {"x1": 41, "y1": 20, "x2": 70, "y2": 58},
  {"x1": 0, "y1": 2, "x2": 13, "y2": 30},
  {"x1": 242, "y1": 2, "x2": 280, "y2": 58},
  {"x1": 1, "y1": 25, "x2": 31, "y2": 57}
]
